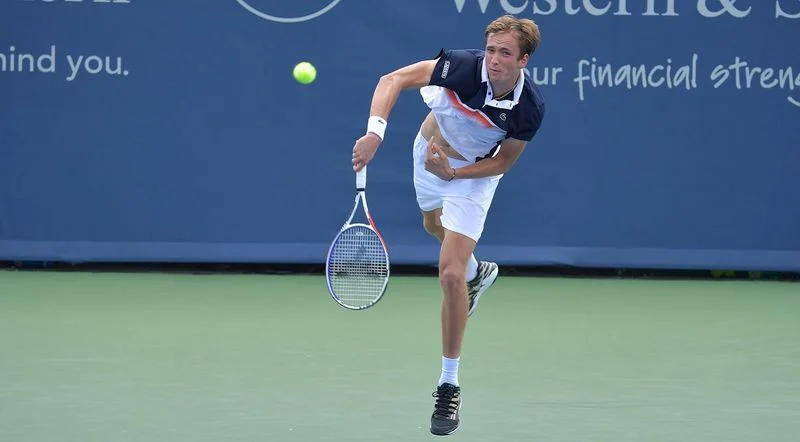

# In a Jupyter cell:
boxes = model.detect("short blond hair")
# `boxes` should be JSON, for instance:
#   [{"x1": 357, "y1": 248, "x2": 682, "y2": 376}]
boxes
[{"x1": 485, "y1": 15, "x2": 541, "y2": 57}]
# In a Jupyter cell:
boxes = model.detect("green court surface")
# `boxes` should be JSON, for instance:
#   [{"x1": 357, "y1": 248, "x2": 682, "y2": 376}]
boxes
[{"x1": 0, "y1": 270, "x2": 798, "y2": 442}]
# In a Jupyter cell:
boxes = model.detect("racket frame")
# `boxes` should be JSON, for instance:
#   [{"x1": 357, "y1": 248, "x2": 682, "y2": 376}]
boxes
[{"x1": 325, "y1": 167, "x2": 390, "y2": 310}]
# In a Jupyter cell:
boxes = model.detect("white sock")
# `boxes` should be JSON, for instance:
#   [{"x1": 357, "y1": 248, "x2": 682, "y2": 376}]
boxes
[
  {"x1": 465, "y1": 255, "x2": 479, "y2": 282},
  {"x1": 438, "y1": 356, "x2": 460, "y2": 386}
]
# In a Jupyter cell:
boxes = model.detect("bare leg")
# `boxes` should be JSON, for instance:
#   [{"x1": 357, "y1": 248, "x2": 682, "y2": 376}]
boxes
[
  {"x1": 422, "y1": 209, "x2": 476, "y2": 357},
  {"x1": 424, "y1": 211, "x2": 474, "y2": 435},
  {"x1": 438, "y1": 229, "x2": 476, "y2": 358}
]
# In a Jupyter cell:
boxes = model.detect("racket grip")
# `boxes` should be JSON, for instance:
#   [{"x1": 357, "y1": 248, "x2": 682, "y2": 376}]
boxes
[{"x1": 356, "y1": 166, "x2": 367, "y2": 190}]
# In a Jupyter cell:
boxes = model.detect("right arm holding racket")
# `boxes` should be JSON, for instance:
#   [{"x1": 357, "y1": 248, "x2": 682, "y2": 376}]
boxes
[
  {"x1": 351, "y1": 60, "x2": 437, "y2": 172},
  {"x1": 326, "y1": 60, "x2": 442, "y2": 310},
  {"x1": 327, "y1": 61, "x2": 439, "y2": 311}
]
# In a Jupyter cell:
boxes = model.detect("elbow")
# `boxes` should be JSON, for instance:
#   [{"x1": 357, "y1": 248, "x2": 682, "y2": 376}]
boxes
[
  {"x1": 496, "y1": 157, "x2": 516, "y2": 175},
  {"x1": 378, "y1": 72, "x2": 398, "y2": 90},
  {"x1": 379, "y1": 70, "x2": 419, "y2": 92}
]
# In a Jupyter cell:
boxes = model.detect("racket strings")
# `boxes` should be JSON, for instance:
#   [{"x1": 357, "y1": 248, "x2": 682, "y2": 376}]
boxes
[{"x1": 328, "y1": 225, "x2": 389, "y2": 306}]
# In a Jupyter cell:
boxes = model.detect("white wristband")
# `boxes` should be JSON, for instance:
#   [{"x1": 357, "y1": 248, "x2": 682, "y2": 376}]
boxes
[{"x1": 367, "y1": 116, "x2": 387, "y2": 141}]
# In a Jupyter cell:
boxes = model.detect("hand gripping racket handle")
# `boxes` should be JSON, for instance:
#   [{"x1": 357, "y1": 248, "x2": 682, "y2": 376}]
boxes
[{"x1": 356, "y1": 167, "x2": 367, "y2": 191}]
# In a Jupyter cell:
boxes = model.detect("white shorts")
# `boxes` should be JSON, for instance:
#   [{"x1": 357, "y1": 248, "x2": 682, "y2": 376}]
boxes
[{"x1": 412, "y1": 131, "x2": 501, "y2": 242}]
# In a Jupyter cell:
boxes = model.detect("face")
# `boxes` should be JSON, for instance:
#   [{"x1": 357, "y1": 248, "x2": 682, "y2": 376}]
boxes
[{"x1": 485, "y1": 31, "x2": 529, "y2": 84}]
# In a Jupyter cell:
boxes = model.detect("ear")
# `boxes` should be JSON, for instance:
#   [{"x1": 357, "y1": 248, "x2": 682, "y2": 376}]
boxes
[{"x1": 518, "y1": 53, "x2": 530, "y2": 67}]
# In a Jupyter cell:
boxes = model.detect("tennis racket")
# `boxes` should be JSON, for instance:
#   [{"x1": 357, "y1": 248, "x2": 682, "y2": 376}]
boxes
[{"x1": 325, "y1": 166, "x2": 390, "y2": 310}]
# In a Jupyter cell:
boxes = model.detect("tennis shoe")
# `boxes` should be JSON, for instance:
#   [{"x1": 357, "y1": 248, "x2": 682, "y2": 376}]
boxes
[
  {"x1": 430, "y1": 383, "x2": 461, "y2": 436},
  {"x1": 467, "y1": 261, "x2": 498, "y2": 317}
]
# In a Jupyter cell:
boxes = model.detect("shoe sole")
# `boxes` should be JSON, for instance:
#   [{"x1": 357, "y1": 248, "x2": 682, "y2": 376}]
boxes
[
  {"x1": 468, "y1": 266, "x2": 498, "y2": 317},
  {"x1": 430, "y1": 425, "x2": 460, "y2": 436}
]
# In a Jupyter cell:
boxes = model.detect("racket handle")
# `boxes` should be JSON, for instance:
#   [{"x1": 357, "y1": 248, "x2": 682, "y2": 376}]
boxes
[{"x1": 356, "y1": 166, "x2": 367, "y2": 191}]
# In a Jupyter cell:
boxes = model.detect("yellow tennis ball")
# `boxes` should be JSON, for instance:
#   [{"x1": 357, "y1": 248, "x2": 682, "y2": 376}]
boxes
[{"x1": 293, "y1": 62, "x2": 316, "y2": 84}]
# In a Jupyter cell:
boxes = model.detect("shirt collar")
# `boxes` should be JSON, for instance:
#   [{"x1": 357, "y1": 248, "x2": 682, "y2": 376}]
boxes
[{"x1": 481, "y1": 57, "x2": 525, "y2": 110}]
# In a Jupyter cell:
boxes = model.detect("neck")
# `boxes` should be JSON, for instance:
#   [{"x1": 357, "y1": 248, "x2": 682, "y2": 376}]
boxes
[{"x1": 492, "y1": 71, "x2": 520, "y2": 100}]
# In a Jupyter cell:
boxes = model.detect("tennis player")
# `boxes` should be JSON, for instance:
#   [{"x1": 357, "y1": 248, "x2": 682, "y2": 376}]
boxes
[{"x1": 351, "y1": 15, "x2": 545, "y2": 435}]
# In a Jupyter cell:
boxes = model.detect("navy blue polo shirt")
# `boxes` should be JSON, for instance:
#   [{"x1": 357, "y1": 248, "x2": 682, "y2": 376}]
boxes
[{"x1": 420, "y1": 48, "x2": 545, "y2": 162}]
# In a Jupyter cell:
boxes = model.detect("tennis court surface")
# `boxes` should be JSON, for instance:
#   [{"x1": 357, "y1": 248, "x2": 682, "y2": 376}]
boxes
[{"x1": 1, "y1": 269, "x2": 798, "y2": 441}]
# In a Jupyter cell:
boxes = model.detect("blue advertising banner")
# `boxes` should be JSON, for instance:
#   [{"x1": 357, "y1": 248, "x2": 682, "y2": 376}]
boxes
[{"x1": 1, "y1": 0, "x2": 798, "y2": 270}]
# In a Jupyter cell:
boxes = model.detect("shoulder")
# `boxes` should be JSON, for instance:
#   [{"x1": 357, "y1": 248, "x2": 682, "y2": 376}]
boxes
[
  {"x1": 429, "y1": 48, "x2": 484, "y2": 91},
  {"x1": 516, "y1": 71, "x2": 546, "y2": 125},
  {"x1": 520, "y1": 70, "x2": 546, "y2": 118},
  {"x1": 433, "y1": 48, "x2": 484, "y2": 65},
  {"x1": 505, "y1": 71, "x2": 545, "y2": 141}
]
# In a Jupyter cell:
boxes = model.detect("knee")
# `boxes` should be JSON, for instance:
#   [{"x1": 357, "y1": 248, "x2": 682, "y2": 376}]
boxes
[{"x1": 439, "y1": 263, "x2": 466, "y2": 293}]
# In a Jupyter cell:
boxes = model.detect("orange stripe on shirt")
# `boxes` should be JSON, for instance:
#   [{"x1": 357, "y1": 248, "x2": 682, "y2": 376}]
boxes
[{"x1": 446, "y1": 89, "x2": 495, "y2": 129}]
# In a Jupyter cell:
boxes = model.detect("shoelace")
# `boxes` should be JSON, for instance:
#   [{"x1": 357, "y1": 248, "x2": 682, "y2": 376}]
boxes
[{"x1": 432, "y1": 387, "x2": 460, "y2": 418}]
